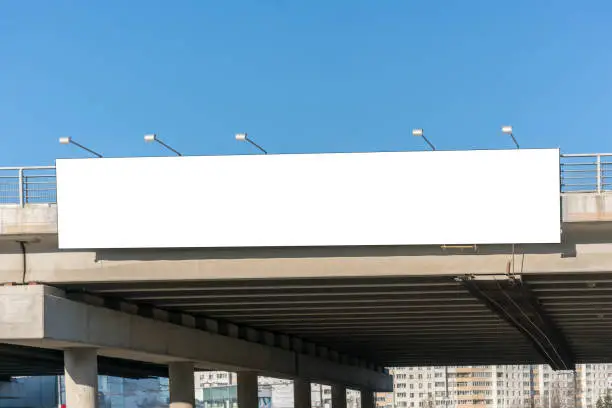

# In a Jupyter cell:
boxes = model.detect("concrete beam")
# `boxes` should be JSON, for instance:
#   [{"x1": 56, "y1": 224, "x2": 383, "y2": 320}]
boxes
[
  {"x1": 298, "y1": 354, "x2": 390, "y2": 391},
  {"x1": 3, "y1": 197, "x2": 612, "y2": 285},
  {"x1": 2, "y1": 240, "x2": 612, "y2": 286},
  {"x1": 0, "y1": 285, "x2": 392, "y2": 392}
]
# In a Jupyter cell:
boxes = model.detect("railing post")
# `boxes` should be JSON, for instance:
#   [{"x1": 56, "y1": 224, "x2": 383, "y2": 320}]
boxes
[
  {"x1": 596, "y1": 154, "x2": 602, "y2": 193},
  {"x1": 18, "y1": 168, "x2": 24, "y2": 207}
]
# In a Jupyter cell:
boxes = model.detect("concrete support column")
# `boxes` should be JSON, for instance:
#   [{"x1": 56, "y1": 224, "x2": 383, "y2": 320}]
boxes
[
  {"x1": 64, "y1": 348, "x2": 98, "y2": 408},
  {"x1": 237, "y1": 371, "x2": 258, "y2": 408},
  {"x1": 294, "y1": 378, "x2": 312, "y2": 408},
  {"x1": 169, "y1": 362, "x2": 195, "y2": 408},
  {"x1": 331, "y1": 384, "x2": 346, "y2": 408},
  {"x1": 361, "y1": 390, "x2": 374, "y2": 408}
]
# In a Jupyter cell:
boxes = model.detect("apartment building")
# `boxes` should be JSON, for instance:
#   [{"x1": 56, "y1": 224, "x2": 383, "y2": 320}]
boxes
[
  {"x1": 575, "y1": 364, "x2": 611, "y2": 408},
  {"x1": 384, "y1": 365, "x2": 612, "y2": 408},
  {"x1": 195, "y1": 372, "x2": 361, "y2": 408},
  {"x1": 193, "y1": 365, "x2": 611, "y2": 408},
  {"x1": 196, "y1": 371, "x2": 236, "y2": 388}
]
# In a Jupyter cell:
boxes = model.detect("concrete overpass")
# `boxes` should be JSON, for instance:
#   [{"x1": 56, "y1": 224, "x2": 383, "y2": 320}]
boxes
[{"x1": 0, "y1": 153, "x2": 611, "y2": 408}]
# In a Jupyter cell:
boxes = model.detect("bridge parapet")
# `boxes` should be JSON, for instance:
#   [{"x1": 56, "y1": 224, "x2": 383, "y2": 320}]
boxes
[
  {"x1": 562, "y1": 192, "x2": 612, "y2": 222},
  {"x1": 0, "y1": 204, "x2": 57, "y2": 237}
]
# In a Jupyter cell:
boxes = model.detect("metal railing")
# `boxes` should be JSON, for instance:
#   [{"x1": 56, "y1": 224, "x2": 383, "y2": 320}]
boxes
[
  {"x1": 561, "y1": 153, "x2": 612, "y2": 193},
  {"x1": 0, "y1": 154, "x2": 610, "y2": 206},
  {"x1": 0, "y1": 166, "x2": 56, "y2": 206}
]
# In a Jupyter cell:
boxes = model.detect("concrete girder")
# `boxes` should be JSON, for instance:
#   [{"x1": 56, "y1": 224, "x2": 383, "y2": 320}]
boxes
[
  {"x1": 2, "y1": 240, "x2": 612, "y2": 285},
  {"x1": 0, "y1": 284, "x2": 392, "y2": 392}
]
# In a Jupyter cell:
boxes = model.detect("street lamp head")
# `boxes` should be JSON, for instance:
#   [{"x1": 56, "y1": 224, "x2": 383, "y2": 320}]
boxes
[
  {"x1": 501, "y1": 125, "x2": 513, "y2": 135},
  {"x1": 144, "y1": 134, "x2": 157, "y2": 142},
  {"x1": 412, "y1": 129, "x2": 424, "y2": 137},
  {"x1": 58, "y1": 136, "x2": 103, "y2": 157},
  {"x1": 234, "y1": 132, "x2": 267, "y2": 154}
]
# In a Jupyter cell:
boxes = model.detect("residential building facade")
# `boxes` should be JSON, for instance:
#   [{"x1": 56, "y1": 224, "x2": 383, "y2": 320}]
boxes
[{"x1": 382, "y1": 365, "x2": 612, "y2": 408}]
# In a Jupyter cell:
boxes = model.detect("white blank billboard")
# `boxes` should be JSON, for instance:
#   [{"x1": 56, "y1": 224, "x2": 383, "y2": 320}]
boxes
[{"x1": 56, "y1": 149, "x2": 561, "y2": 249}]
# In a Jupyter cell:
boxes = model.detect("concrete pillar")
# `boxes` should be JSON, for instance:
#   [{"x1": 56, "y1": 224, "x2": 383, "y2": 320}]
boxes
[
  {"x1": 64, "y1": 348, "x2": 98, "y2": 408},
  {"x1": 331, "y1": 384, "x2": 346, "y2": 408},
  {"x1": 294, "y1": 378, "x2": 312, "y2": 408},
  {"x1": 169, "y1": 362, "x2": 195, "y2": 408},
  {"x1": 237, "y1": 372, "x2": 258, "y2": 408},
  {"x1": 361, "y1": 390, "x2": 374, "y2": 408}
]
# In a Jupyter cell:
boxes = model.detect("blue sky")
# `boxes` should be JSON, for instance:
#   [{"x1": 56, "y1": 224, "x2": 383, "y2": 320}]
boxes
[{"x1": 1, "y1": 0, "x2": 612, "y2": 166}]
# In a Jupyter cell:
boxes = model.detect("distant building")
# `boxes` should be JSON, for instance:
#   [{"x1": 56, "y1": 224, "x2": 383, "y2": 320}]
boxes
[
  {"x1": 385, "y1": 365, "x2": 612, "y2": 408},
  {"x1": 2, "y1": 364, "x2": 610, "y2": 408}
]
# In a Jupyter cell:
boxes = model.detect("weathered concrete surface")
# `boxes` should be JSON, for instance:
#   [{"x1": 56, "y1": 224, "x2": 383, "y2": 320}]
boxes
[
  {"x1": 1, "y1": 194, "x2": 612, "y2": 284},
  {"x1": 1, "y1": 238, "x2": 612, "y2": 284},
  {"x1": 0, "y1": 285, "x2": 392, "y2": 392},
  {"x1": 562, "y1": 193, "x2": 612, "y2": 222},
  {"x1": 0, "y1": 204, "x2": 57, "y2": 237}
]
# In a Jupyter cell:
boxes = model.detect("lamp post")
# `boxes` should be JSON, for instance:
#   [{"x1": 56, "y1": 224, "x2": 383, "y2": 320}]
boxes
[
  {"x1": 501, "y1": 125, "x2": 519, "y2": 149},
  {"x1": 412, "y1": 129, "x2": 436, "y2": 151},
  {"x1": 235, "y1": 133, "x2": 267, "y2": 154},
  {"x1": 144, "y1": 134, "x2": 182, "y2": 156},
  {"x1": 58, "y1": 137, "x2": 103, "y2": 158}
]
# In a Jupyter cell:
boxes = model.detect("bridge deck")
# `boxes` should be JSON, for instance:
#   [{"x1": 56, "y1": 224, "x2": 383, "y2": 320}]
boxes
[{"x1": 1, "y1": 193, "x2": 612, "y2": 373}]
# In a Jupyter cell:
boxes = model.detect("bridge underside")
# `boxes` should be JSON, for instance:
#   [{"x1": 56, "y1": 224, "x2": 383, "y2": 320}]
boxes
[
  {"x1": 0, "y1": 344, "x2": 168, "y2": 378},
  {"x1": 2, "y1": 198, "x2": 612, "y2": 377},
  {"x1": 55, "y1": 271, "x2": 612, "y2": 369}
]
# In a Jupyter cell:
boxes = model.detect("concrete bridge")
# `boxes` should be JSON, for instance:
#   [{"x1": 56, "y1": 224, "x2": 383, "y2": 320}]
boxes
[{"x1": 0, "y1": 152, "x2": 611, "y2": 408}]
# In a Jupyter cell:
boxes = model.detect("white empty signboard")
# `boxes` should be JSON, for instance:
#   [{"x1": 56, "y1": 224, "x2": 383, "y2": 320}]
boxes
[{"x1": 56, "y1": 149, "x2": 561, "y2": 249}]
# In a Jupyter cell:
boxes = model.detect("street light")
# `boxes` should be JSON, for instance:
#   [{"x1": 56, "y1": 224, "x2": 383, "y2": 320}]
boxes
[
  {"x1": 501, "y1": 125, "x2": 519, "y2": 149},
  {"x1": 58, "y1": 137, "x2": 103, "y2": 158},
  {"x1": 235, "y1": 133, "x2": 267, "y2": 154},
  {"x1": 412, "y1": 128, "x2": 436, "y2": 151},
  {"x1": 144, "y1": 134, "x2": 182, "y2": 156}
]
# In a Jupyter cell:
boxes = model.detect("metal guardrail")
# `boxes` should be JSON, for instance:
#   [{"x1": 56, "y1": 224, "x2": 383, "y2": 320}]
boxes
[
  {"x1": 560, "y1": 153, "x2": 612, "y2": 193},
  {"x1": 0, "y1": 166, "x2": 56, "y2": 206},
  {"x1": 0, "y1": 154, "x2": 609, "y2": 206}
]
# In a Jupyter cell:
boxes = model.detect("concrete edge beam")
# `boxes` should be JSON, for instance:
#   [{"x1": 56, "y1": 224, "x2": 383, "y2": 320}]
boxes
[
  {"x1": 0, "y1": 285, "x2": 392, "y2": 392},
  {"x1": 298, "y1": 354, "x2": 392, "y2": 392}
]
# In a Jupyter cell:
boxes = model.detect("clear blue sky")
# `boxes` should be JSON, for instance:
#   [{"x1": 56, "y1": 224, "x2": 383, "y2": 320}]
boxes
[{"x1": 2, "y1": 0, "x2": 612, "y2": 166}]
